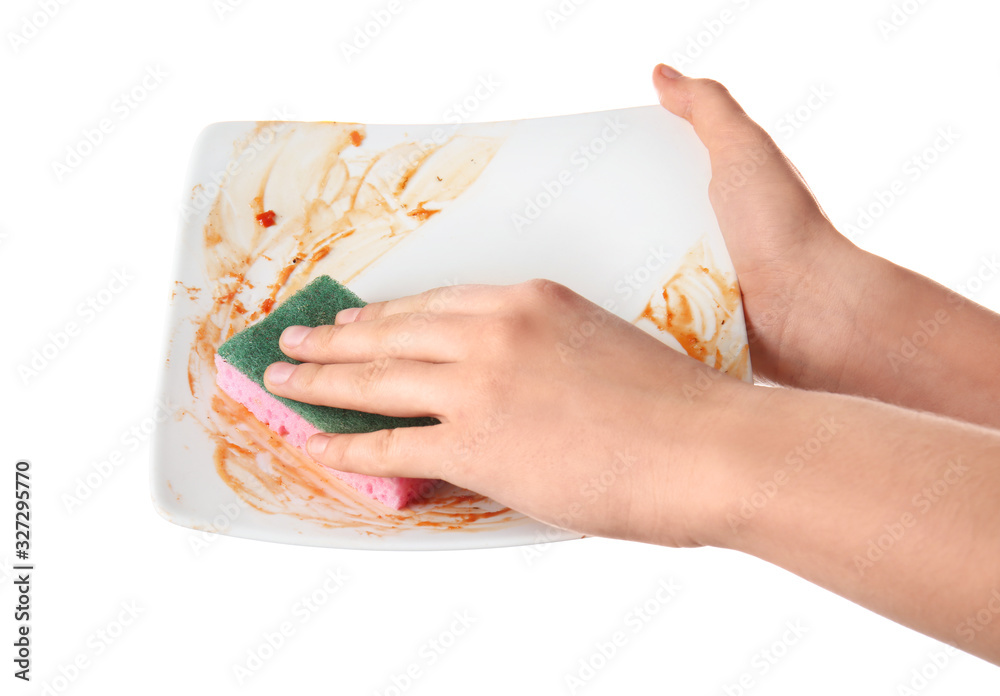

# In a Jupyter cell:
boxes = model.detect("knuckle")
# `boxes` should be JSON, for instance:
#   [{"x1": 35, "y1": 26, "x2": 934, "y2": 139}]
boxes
[
  {"x1": 520, "y1": 277, "x2": 554, "y2": 295},
  {"x1": 523, "y1": 277, "x2": 575, "y2": 305},
  {"x1": 354, "y1": 302, "x2": 382, "y2": 322},
  {"x1": 311, "y1": 324, "x2": 341, "y2": 351},
  {"x1": 353, "y1": 358, "x2": 389, "y2": 399},
  {"x1": 372, "y1": 428, "x2": 401, "y2": 462},
  {"x1": 418, "y1": 287, "x2": 449, "y2": 314},
  {"x1": 437, "y1": 283, "x2": 464, "y2": 310},
  {"x1": 382, "y1": 311, "x2": 414, "y2": 333},
  {"x1": 378, "y1": 313, "x2": 415, "y2": 355},
  {"x1": 696, "y1": 77, "x2": 730, "y2": 97}
]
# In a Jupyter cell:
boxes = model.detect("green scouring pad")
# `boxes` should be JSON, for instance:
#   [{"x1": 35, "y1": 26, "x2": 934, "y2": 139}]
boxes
[{"x1": 216, "y1": 274, "x2": 438, "y2": 435}]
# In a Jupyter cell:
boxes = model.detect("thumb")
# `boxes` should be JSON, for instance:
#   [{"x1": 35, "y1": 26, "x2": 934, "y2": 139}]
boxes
[
  {"x1": 652, "y1": 63, "x2": 769, "y2": 157},
  {"x1": 651, "y1": 63, "x2": 829, "y2": 220}
]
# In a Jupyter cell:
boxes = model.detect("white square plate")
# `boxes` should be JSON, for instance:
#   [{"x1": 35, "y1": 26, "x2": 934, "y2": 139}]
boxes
[{"x1": 150, "y1": 106, "x2": 751, "y2": 550}]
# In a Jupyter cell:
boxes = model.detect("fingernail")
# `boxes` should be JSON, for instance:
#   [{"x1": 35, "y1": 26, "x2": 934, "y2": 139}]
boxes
[
  {"x1": 265, "y1": 361, "x2": 294, "y2": 386},
  {"x1": 658, "y1": 64, "x2": 683, "y2": 79},
  {"x1": 336, "y1": 307, "x2": 362, "y2": 324},
  {"x1": 308, "y1": 433, "x2": 331, "y2": 458},
  {"x1": 281, "y1": 325, "x2": 311, "y2": 348}
]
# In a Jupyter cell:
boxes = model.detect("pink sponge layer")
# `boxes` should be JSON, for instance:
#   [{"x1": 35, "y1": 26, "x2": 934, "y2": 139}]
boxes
[{"x1": 215, "y1": 354, "x2": 431, "y2": 509}]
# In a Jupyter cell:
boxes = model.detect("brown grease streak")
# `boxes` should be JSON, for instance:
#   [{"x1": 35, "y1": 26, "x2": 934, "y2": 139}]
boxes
[
  {"x1": 178, "y1": 120, "x2": 511, "y2": 535},
  {"x1": 636, "y1": 237, "x2": 750, "y2": 380}
]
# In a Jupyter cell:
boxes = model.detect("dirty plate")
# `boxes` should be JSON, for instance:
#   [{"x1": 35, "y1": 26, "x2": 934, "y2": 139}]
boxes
[{"x1": 150, "y1": 106, "x2": 751, "y2": 550}]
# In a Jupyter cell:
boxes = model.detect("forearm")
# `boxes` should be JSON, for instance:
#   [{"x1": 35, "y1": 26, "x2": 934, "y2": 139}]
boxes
[
  {"x1": 775, "y1": 240, "x2": 1000, "y2": 429},
  {"x1": 710, "y1": 384, "x2": 1000, "y2": 663}
]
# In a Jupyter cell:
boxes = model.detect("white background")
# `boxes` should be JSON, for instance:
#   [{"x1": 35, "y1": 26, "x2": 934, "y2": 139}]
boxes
[{"x1": 2, "y1": 0, "x2": 999, "y2": 694}]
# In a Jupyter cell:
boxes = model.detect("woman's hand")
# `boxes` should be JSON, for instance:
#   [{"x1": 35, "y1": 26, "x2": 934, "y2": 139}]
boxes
[
  {"x1": 259, "y1": 67, "x2": 1000, "y2": 662},
  {"x1": 264, "y1": 279, "x2": 754, "y2": 547},
  {"x1": 652, "y1": 65, "x2": 1000, "y2": 429},
  {"x1": 652, "y1": 64, "x2": 869, "y2": 389}
]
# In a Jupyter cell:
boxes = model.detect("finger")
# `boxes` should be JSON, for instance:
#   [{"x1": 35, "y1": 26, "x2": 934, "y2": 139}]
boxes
[
  {"x1": 263, "y1": 358, "x2": 452, "y2": 418},
  {"x1": 279, "y1": 313, "x2": 476, "y2": 364},
  {"x1": 306, "y1": 425, "x2": 447, "y2": 480},
  {"x1": 652, "y1": 63, "x2": 769, "y2": 155},
  {"x1": 340, "y1": 283, "x2": 515, "y2": 325},
  {"x1": 651, "y1": 64, "x2": 829, "y2": 218}
]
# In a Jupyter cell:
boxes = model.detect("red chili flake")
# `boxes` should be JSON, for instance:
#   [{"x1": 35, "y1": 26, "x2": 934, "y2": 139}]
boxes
[{"x1": 255, "y1": 210, "x2": 277, "y2": 227}]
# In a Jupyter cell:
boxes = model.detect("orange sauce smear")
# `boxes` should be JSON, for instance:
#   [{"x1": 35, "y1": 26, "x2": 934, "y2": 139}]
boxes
[
  {"x1": 636, "y1": 239, "x2": 750, "y2": 380},
  {"x1": 175, "y1": 121, "x2": 514, "y2": 536}
]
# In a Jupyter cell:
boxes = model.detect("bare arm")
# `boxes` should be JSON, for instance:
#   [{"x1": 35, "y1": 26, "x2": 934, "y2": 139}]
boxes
[
  {"x1": 781, "y1": 251, "x2": 1000, "y2": 429},
  {"x1": 651, "y1": 64, "x2": 1000, "y2": 430},
  {"x1": 262, "y1": 277, "x2": 1000, "y2": 664},
  {"x1": 650, "y1": 65, "x2": 1000, "y2": 659},
  {"x1": 713, "y1": 381, "x2": 1000, "y2": 663},
  {"x1": 260, "y1": 66, "x2": 1000, "y2": 665}
]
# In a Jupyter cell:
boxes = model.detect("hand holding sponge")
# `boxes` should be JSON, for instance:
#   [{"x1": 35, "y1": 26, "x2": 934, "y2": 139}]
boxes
[{"x1": 215, "y1": 275, "x2": 439, "y2": 509}]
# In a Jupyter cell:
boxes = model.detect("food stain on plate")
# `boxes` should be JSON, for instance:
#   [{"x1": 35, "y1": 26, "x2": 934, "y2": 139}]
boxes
[
  {"x1": 169, "y1": 115, "x2": 751, "y2": 540},
  {"x1": 634, "y1": 235, "x2": 751, "y2": 381},
  {"x1": 179, "y1": 120, "x2": 517, "y2": 534}
]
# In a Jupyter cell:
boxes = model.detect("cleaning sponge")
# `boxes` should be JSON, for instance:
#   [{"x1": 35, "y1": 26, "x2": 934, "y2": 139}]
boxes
[{"x1": 215, "y1": 275, "x2": 438, "y2": 509}]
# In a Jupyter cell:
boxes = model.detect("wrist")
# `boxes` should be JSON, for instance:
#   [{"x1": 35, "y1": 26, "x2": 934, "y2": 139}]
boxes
[
  {"x1": 663, "y1": 371, "x2": 776, "y2": 550},
  {"x1": 765, "y1": 229, "x2": 887, "y2": 391},
  {"x1": 698, "y1": 383, "x2": 819, "y2": 554}
]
